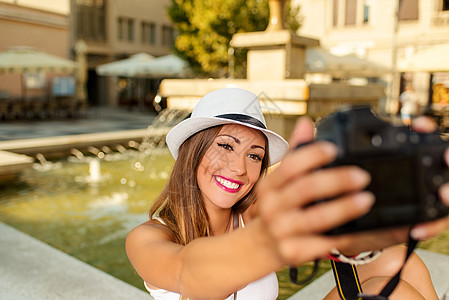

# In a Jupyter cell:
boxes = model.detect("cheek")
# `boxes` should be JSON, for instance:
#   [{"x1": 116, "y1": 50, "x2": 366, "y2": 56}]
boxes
[
  {"x1": 201, "y1": 148, "x2": 230, "y2": 172},
  {"x1": 196, "y1": 163, "x2": 211, "y2": 187},
  {"x1": 247, "y1": 164, "x2": 262, "y2": 184}
]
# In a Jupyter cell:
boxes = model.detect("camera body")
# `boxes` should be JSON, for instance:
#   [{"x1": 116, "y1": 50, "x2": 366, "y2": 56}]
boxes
[{"x1": 315, "y1": 106, "x2": 449, "y2": 235}]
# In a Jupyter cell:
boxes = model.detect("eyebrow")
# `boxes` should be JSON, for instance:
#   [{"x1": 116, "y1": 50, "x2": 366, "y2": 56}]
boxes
[
  {"x1": 251, "y1": 145, "x2": 266, "y2": 152},
  {"x1": 217, "y1": 134, "x2": 265, "y2": 152}
]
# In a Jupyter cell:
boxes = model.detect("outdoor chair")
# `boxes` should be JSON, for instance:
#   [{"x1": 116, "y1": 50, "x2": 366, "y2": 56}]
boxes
[{"x1": 8, "y1": 98, "x2": 24, "y2": 119}]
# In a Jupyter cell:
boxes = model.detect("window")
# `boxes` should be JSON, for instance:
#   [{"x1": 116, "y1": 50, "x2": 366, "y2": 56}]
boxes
[
  {"x1": 441, "y1": 0, "x2": 449, "y2": 11},
  {"x1": 142, "y1": 22, "x2": 156, "y2": 45},
  {"x1": 76, "y1": 0, "x2": 106, "y2": 42},
  {"x1": 345, "y1": 0, "x2": 357, "y2": 25},
  {"x1": 161, "y1": 25, "x2": 174, "y2": 47},
  {"x1": 398, "y1": 0, "x2": 419, "y2": 21},
  {"x1": 363, "y1": 0, "x2": 371, "y2": 24},
  {"x1": 118, "y1": 17, "x2": 135, "y2": 42}
]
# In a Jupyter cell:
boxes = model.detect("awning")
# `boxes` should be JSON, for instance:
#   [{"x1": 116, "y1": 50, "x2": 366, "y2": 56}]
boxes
[
  {"x1": 95, "y1": 53, "x2": 155, "y2": 77},
  {"x1": 136, "y1": 54, "x2": 191, "y2": 78},
  {"x1": 96, "y1": 53, "x2": 191, "y2": 78},
  {"x1": 306, "y1": 47, "x2": 390, "y2": 77},
  {"x1": 0, "y1": 46, "x2": 77, "y2": 74}
]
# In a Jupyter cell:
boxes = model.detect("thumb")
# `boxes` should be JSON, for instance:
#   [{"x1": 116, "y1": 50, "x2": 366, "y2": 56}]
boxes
[{"x1": 289, "y1": 117, "x2": 315, "y2": 150}]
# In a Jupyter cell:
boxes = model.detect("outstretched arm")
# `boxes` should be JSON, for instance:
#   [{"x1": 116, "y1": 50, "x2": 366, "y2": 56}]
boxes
[
  {"x1": 126, "y1": 116, "x2": 449, "y2": 300},
  {"x1": 126, "y1": 117, "x2": 376, "y2": 299}
]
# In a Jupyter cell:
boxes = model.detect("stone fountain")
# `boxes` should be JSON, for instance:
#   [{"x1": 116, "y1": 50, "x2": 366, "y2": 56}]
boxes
[{"x1": 159, "y1": 0, "x2": 384, "y2": 139}]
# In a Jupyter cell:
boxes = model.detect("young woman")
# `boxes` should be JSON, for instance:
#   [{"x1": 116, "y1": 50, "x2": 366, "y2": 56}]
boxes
[{"x1": 126, "y1": 88, "x2": 449, "y2": 300}]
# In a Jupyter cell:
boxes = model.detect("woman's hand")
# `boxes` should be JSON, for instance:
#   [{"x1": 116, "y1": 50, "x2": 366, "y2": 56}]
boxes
[
  {"x1": 255, "y1": 115, "x2": 449, "y2": 266},
  {"x1": 256, "y1": 117, "x2": 376, "y2": 265}
]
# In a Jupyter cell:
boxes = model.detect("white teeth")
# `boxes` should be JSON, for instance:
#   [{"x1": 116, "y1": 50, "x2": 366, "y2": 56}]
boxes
[{"x1": 215, "y1": 177, "x2": 240, "y2": 190}]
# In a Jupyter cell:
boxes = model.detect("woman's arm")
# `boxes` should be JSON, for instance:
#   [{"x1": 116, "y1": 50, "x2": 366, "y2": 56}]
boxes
[
  {"x1": 126, "y1": 218, "x2": 283, "y2": 299},
  {"x1": 126, "y1": 118, "x2": 376, "y2": 299},
  {"x1": 126, "y1": 116, "x2": 449, "y2": 300}
]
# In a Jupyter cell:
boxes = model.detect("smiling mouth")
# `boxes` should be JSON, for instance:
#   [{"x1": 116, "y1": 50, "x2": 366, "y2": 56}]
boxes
[{"x1": 214, "y1": 176, "x2": 243, "y2": 192}]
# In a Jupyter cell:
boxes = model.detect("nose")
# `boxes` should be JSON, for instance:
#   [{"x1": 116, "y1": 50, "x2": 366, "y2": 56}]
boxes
[{"x1": 228, "y1": 153, "x2": 247, "y2": 175}]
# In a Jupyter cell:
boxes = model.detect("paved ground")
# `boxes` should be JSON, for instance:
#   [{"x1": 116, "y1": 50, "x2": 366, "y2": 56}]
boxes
[
  {"x1": 0, "y1": 222, "x2": 152, "y2": 300},
  {"x1": 0, "y1": 107, "x2": 157, "y2": 141}
]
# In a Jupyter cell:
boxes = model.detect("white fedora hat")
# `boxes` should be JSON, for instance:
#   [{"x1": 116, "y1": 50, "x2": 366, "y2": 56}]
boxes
[{"x1": 166, "y1": 88, "x2": 288, "y2": 165}]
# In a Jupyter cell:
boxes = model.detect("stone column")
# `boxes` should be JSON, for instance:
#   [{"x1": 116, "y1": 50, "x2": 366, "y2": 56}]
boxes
[
  {"x1": 266, "y1": 0, "x2": 287, "y2": 31},
  {"x1": 230, "y1": 0, "x2": 319, "y2": 80}
]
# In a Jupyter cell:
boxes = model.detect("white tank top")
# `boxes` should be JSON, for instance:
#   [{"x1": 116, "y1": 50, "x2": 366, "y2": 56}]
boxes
[{"x1": 145, "y1": 216, "x2": 279, "y2": 300}]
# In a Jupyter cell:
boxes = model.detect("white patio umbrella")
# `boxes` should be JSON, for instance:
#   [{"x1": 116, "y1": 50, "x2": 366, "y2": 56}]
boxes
[
  {"x1": 0, "y1": 46, "x2": 77, "y2": 74},
  {"x1": 136, "y1": 54, "x2": 191, "y2": 78},
  {"x1": 0, "y1": 46, "x2": 77, "y2": 101},
  {"x1": 95, "y1": 53, "x2": 155, "y2": 77},
  {"x1": 306, "y1": 47, "x2": 390, "y2": 77},
  {"x1": 398, "y1": 44, "x2": 449, "y2": 72}
]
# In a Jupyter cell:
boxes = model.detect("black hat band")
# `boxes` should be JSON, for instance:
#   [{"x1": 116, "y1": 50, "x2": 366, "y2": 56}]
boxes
[{"x1": 216, "y1": 113, "x2": 266, "y2": 129}]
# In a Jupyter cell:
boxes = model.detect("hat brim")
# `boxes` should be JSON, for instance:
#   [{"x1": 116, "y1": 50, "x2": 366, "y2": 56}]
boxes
[{"x1": 166, "y1": 116, "x2": 288, "y2": 166}]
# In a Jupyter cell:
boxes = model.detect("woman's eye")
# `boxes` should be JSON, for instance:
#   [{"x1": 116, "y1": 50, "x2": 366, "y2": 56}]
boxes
[
  {"x1": 217, "y1": 143, "x2": 233, "y2": 151},
  {"x1": 248, "y1": 154, "x2": 262, "y2": 161}
]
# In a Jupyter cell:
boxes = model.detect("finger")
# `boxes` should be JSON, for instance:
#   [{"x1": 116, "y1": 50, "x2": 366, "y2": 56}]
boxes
[
  {"x1": 258, "y1": 141, "x2": 337, "y2": 194},
  {"x1": 411, "y1": 116, "x2": 437, "y2": 132},
  {"x1": 289, "y1": 117, "x2": 316, "y2": 149},
  {"x1": 278, "y1": 235, "x2": 338, "y2": 265},
  {"x1": 279, "y1": 166, "x2": 371, "y2": 209},
  {"x1": 270, "y1": 192, "x2": 375, "y2": 239},
  {"x1": 411, "y1": 216, "x2": 449, "y2": 240},
  {"x1": 334, "y1": 226, "x2": 410, "y2": 254}
]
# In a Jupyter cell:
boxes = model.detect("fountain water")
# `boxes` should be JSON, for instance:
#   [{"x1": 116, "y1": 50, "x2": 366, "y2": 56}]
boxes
[
  {"x1": 88, "y1": 158, "x2": 102, "y2": 183},
  {"x1": 116, "y1": 144, "x2": 127, "y2": 154},
  {"x1": 34, "y1": 152, "x2": 62, "y2": 171},
  {"x1": 102, "y1": 146, "x2": 113, "y2": 154},
  {"x1": 70, "y1": 148, "x2": 85, "y2": 160}
]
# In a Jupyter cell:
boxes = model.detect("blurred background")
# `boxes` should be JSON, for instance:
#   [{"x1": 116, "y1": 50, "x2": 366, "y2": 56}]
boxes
[
  {"x1": 1, "y1": 1, "x2": 449, "y2": 299},
  {"x1": 0, "y1": 0, "x2": 448, "y2": 119}
]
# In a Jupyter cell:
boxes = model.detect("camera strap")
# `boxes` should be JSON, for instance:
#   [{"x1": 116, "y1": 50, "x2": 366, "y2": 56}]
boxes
[
  {"x1": 357, "y1": 235, "x2": 418, "y2": 300},
  {"x1": 331, "y1": 234, "x2": 418, "y2": 300},
  {"x1": 331, "y1": 260, "x2": 363, "y2": 300}
]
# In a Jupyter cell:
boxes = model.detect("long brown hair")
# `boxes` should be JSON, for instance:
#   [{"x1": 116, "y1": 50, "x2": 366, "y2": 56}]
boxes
[{"x1": 149, "y1": 125, "x2": 270, "y2": 245}]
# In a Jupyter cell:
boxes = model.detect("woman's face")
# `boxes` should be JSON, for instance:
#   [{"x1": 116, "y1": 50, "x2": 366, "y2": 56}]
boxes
[{"x1": 197, "y1": 124, "x2": 266, "y2": 211}]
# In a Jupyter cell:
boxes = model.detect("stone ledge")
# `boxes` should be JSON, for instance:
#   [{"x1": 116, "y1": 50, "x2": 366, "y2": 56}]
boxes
[
  {"x1": 0, "y1": 128, "x2": 162, "y2": 159},
  {"x1": 0, "y1": 150, "x2": 34, "y2": 181},
  {"x1": 0, "y1": 222, "x2": 152, "y2": 300},
  {"x1": 230, "y1": 30, "x2": 320, "y2": 48}
]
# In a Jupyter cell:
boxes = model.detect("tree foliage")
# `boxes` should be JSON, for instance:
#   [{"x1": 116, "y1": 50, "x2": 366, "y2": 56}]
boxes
[{"x1": 167, "y1": 0, "x2": 301, "y2": 78}]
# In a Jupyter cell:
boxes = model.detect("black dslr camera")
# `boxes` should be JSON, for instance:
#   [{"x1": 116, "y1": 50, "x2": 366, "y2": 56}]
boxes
[{"x1": 315, "y1": 106, "x2": 449, "y2": 235}]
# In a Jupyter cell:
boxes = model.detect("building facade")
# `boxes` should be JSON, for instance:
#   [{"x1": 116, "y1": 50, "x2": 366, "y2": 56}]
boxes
[
  {"x1": 295, "y1": 0, "x2": 449, "y2": 113},
  {"x1": 69, "y1": 0, "x2": 175, "y2": 107},
  {"x1": 0, "y1": 1, "x2": 70, "y2": 98}
]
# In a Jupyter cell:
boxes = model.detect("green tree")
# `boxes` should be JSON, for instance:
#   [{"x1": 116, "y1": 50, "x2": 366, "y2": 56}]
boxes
[{"x1": 167, "y1": 0, "x2": 301, "y2": 78}]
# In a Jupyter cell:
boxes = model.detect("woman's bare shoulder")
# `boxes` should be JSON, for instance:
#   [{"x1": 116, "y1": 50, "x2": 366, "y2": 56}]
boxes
[
  {"x1": 126, "y1": 219, "x2": 176, "y2": 244},
  {"x1": 125, "y1": 220, "x2": 185, "y2": 291}
]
